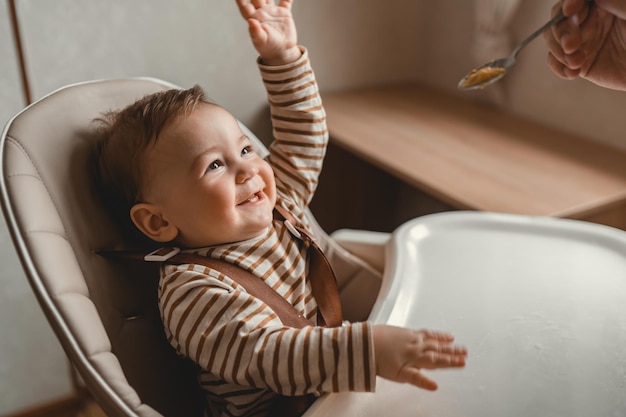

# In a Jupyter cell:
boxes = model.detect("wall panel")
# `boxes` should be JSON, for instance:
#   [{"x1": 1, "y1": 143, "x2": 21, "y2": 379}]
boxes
[
  {"x1": 1, "y1": 1, "x2": 24, "y2": 125},
  {"x1": 17, "y1": 0, "x2": 427, "y2": 142},
  {"x1": 295, "y1": 0, "x2": 426, "y2": 91}
]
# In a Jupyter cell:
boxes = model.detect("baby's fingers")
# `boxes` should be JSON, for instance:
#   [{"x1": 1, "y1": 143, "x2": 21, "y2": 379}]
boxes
[
  {"x1": 420, "y1": 330, "x2": 455, "y2": 343},
  {"x1": 236, "y1": 0, "x2": 255, "y2": 19},
  {"x1": 399, "y1": 348, "x2": 467, "y2": 390},
  {"x1": 397, "y1": 367, "x2": 439, "y2": 391},
  {"x1": 422, "y1": 350, "x2": 467, "y2": 369}
]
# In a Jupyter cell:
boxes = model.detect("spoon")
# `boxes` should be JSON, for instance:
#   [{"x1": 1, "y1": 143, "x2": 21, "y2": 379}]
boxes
[{"x1": 457, "y1": 9, "x2": 569, "y2": 90}]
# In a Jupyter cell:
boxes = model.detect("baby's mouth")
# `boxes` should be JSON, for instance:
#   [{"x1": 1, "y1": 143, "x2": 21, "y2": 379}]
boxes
[{"x1": 238, "y1": 191, "x2": 263, "y2": 205}]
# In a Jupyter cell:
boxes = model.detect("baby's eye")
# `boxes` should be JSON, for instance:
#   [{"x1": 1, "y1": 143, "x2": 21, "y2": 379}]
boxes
[
  {"x1": 241, "y1": 145, "x2": 253, "y2": 156},
  {"x1": 207, "y1": 160, "x2": 222, "y2": 171}
]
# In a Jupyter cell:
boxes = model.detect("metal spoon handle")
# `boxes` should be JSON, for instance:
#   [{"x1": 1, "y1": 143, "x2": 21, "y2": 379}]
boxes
[{"x1": 511, "y1": 12, "x2": 565, "y2": 58}]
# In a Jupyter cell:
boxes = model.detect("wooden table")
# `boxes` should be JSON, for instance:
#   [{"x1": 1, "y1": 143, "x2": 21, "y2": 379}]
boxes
[{"x1": 322, "y1": 83, "x2": 626, "y2": 229}]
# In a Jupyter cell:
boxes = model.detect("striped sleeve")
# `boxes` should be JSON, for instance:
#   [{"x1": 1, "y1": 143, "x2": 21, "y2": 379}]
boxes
[
  {"x1": 159, "y1": 265, "x2": 377, "y2": 396},
  {"x1": 260, "y1": 47, "x2": 328, "y2": 208}
]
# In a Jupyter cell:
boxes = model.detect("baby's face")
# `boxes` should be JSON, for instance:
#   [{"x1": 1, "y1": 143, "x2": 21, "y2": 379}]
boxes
[{"x1": 142, "y1": 103, "x2": 277, "y2": 247}]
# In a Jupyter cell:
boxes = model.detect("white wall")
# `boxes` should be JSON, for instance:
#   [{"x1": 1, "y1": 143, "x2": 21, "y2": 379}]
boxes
[
  {"x1": 0, "y1": 2, "x2": 75, "y2": 416},
  {"x1": 296, "y1": 0, "x2": 427, "y2": 91},
  {"x1": 0, "y1": 3, "x2": 24, "y2": 124},
  {"x1": 14, "y1": 0, "x2": 428, "y2": 143}
]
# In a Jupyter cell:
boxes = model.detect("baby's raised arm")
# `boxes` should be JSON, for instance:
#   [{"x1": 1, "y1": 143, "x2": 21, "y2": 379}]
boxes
[
  {"x1": 236, "y1": 0, "x2": 301, "y2": 65},
  {"x1": 373, "y1": 325, "x2": 468, "y2": 390}
]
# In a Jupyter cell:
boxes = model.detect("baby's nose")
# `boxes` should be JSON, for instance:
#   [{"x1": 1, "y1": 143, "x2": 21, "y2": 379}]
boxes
[{"x1": 235, "y1": 164, "x2": 258, "y2": 183}]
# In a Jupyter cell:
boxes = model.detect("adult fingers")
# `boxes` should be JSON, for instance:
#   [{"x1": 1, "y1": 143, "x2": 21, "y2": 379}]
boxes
[
  {"x1": 561, "y1": 0, "x2": 587, "y2": 17},
  {"x1": 544, "y1": 23, "x2": 567, "y2": 62},
  {"x1": 553, "y1": 16, "x2": 585, "y2": 54},
  {"x1": 547, "y1": 52, "x2": 581, "y2": 79},
  {"x1": 596, "y1": 0, "x2": 626, "y2": 19}
]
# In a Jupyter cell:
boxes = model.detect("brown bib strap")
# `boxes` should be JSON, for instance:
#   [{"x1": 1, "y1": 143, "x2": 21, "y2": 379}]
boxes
[
  {"x1": 97, "y1": 249, "x2": 317, "y2": 417},
  {"x1": 273, "y1": 205, "x2": 344, "y2": 328},
  {"x1": 97, "y1": 249, "x2": 313, "y2": 329},
  {"x1": 169, "y1": 254, "x2": 313, "y2": 328}
]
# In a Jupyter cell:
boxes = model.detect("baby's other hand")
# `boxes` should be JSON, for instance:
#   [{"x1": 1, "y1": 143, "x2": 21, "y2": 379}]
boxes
[
  {"x1": 373, "y1": 325, "x2": 467, "y2": 390},
  {"x1": 236, "y1": 0, "x2": 300, "y2": 65}
]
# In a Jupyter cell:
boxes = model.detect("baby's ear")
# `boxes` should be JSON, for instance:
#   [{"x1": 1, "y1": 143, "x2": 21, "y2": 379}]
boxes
[{"x1": 130, "y1": 203, "x2": 178, "y2": 243}]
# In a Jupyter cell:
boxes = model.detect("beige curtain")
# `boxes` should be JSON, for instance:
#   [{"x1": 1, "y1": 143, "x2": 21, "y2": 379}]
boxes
[{"x1": 473, "y1": 0, "x2": 522, "y2": 102}]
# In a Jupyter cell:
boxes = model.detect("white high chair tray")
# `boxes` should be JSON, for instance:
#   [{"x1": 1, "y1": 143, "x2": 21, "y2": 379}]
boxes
[{"x1": 307, "y1": 211, "x2": 626, "y2": 417}]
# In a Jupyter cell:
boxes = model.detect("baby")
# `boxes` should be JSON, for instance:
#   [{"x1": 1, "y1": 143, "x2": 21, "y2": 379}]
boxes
[{"x1": 95, "y1": 1, "x2": 467, "y2": 416}]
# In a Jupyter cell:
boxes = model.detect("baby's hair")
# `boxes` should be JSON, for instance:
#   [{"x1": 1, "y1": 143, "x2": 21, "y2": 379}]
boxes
[{"x1": 93, "y1": 84, "x2": 212, "y2": 236}]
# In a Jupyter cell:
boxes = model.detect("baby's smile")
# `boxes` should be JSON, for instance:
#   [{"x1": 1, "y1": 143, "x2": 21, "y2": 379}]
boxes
[{"x1": 238, "y1": 191, "x2": 264, "y2": 205}]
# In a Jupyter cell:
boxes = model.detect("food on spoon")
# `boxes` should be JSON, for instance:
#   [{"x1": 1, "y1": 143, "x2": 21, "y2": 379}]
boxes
[{"x1": 458, "y1": 66, "x2": 506, "y2": 89}]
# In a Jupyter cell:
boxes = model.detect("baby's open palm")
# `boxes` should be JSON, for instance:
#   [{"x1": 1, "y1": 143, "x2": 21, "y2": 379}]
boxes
[{"x1": 237, "y1": 0, "x2": 297, "y2": 61}]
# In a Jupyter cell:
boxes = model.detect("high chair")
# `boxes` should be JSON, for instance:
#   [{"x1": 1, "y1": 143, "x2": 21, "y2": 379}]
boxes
[
  {"x1": 0, "y1": 77, "x2": 385, "y2": 417},
  {"x1": 5, "y1": 77, "x2": 626, "y2": 417}
]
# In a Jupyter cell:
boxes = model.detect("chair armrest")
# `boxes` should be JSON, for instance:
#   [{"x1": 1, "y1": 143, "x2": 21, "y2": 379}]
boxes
[{"x1": 330, "y1": 229, "x2": 390, "y2": 273}]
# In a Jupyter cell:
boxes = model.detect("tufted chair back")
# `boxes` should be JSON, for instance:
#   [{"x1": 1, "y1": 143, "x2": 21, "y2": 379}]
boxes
[{"x1": 1, "y1": 78, "x2": 209, "y2": 416}]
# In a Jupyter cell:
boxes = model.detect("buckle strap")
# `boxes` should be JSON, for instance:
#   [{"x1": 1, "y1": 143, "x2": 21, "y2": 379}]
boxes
[{"x1": 144, "y1": 247, "x2": 180, "y2": 261}]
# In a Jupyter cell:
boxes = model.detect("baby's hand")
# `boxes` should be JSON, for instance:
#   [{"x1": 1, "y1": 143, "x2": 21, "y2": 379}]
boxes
[
  {"x1": 236, "y1": 0, "x2": 301, "y2": 65},
  {"x1": 373, "y1": 325, "x2": 467, "y2": 390}
]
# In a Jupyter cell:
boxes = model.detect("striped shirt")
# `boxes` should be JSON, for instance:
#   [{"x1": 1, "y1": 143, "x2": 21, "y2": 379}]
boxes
[{"x1": 158, "y1": 48, "x2": 376, "y2": 417}]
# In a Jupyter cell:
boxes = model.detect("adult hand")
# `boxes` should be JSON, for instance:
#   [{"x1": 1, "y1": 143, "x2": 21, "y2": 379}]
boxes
[{"x1": 544, "y1": 0, "x2": 626, "y2": 90}]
